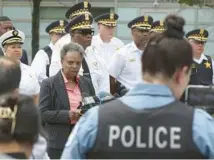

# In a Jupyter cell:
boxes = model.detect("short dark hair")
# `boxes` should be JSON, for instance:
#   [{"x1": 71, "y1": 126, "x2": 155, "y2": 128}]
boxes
[
  {"x1": 0, "y1": 94, "x2": 40, "y2": 144},
  {"x1": 0, "y1": 16, "x2": 11, "y2": 22},
  {"x1": 0, "y1": 57, "x2": 21, "y2": 95},
  {"x1": 60, "y1": 42, "x2": 85, "y2": 60},
  {"x1": 142, "y1": 14, "x2": 193, "y2": 78}
]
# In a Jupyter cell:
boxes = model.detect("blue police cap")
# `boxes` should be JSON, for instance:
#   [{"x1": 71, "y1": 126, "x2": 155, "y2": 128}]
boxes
[
  {"x1": 128, "y1": 15, "x2": 153, "y2": 30},
  {"x1": 45, "y1": 20, "x2": 68, "y2": 34},
  {"x1": 65, "y1": 13, "x2": 93, "y2": 32},
  {"x1": 94, "y1": 13, "x2": 119, "y2": 27}
]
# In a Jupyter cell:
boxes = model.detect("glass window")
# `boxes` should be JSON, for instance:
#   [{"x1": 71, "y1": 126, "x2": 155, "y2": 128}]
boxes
[
  {"x1": 40, "y1": 37, "x2": 50, "y2": 49},
  {"x1": 117, "y1": 8, "x2": 138, "y2": 21},
  {"x1": 198, "y1": 8, "x2": 214, "y2": 23},
  {"x1": 3, "y1": 7, "x2": 31, "y2": 19},
  {"x1": 23, "y1": 37, "x2": 32, "y2": 61},
  {"x1": 184, "y1": 24, "x2": 195, "y2": 34},
  {"x1": 40, "y1": 7, "x2": 67, "y2": 20},
  {"x1": 116, "y1": 23, "x2": 131, "y2": 38},
  {"x1": 176, "y1": 8, "x2": 196, "y2": 22},
  {"x1": 142, "y1": 12, "x2": 167, "y2": 21},
  {"x1": 122, "y1": 39, "x2": 132, "y2": 45},
  {"x1": 92, "y1": 22, "x2": 99, "y2": 35},
  {"x1": 40, "y1": 7, "x2": 111, "y2": 20},
  {"x1": 40, "y1": 21, "x2": 52, "y2": 36},
  {"x1": 13, "y1": 22, "x2": 32, "y2": 36},
  {"x1": 204, "y1": 41, "x2": 214, "y2": 58}
]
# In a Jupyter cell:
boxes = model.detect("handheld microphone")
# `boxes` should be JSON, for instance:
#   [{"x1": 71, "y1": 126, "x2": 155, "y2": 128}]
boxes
[
  {"x1": 78, "y1": 93, "x2": 100, "y2": 114},
  {"x1": 98, "y1": 91, "x2": 116, "y2": 104}
]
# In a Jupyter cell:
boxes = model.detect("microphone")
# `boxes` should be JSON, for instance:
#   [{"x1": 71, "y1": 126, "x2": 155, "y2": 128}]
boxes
[
  {"x1": 78, "y1": 93, "x2": 100, "y2": 114},
  {"x1": 98, "y1": 91, "x2": 116, "y2": 104}
]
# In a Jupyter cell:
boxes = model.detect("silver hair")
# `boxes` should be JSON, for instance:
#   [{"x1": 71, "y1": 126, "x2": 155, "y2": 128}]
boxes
[{"x1": 60, "y1": 42, "x2": 85, "y2": 60}]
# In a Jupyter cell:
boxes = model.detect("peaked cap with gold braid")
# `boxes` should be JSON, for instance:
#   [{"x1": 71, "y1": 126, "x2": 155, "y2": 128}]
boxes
[
  {"x1": 65, "y1": 1, "x2": 92, "y2": 19},
  {"x1": 128, "y1": 15, "x2": 153, "y2": 30},
  {"x1": 186, "y1": 28, "x2": 209, "y2": 42},
  {"x1": 65, "y1": 13, "x2": 93, "y2": 32},
  {"x1": 45, "y1": 20, "x2": 68, "y2": 34},
  {"x1": 94, "y1": 13, "x2": 119, "y2": 27},
  {"x1": 151, "y1": 20, "x2": 165, "y2": 33}
]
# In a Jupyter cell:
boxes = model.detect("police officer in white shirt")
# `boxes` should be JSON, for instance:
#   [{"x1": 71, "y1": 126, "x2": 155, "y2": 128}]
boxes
[
  {"x1": 89, "y1": 13, "x2": 124, "y2": 93},
  {"x1": 92, "y1": 13, "x2": 124, "y2": 63},
  {"x1": 31, "y1": 20, "x2": 68, "y2": 84},
  {"x1": 108, "y1": 15, "x2": 153, "y2": 94},
  {"x1": 50, "y1": 1, "x2": 91, "y2": 77},
  {"x1": 0, "y1": 29, "x2": 40, "y2": 104}
]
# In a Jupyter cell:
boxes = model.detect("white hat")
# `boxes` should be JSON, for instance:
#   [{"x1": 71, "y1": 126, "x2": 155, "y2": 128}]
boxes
[{"x1": 0, "y1": 30, "x2": 25, "y2": 48}]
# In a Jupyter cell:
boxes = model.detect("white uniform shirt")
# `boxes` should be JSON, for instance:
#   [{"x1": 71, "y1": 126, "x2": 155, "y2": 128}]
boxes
[
  {"x1": 85, "y1": 46, "x2": 109, "y2": 94},
  {"x1": 49, "y1": 34, "x2": 84, "y2": 76},
  {"x1": 193, "y1": 54, "x2": 214, "y2": 84},
  {"x1": 31, "y1": 43, "x2": 54, "y2": 84},
  {"x1": 108, "y1": 42, "x2": 143, "y2": 89},
  {"x1": 19, "y1": 63, "x2": 40, "y2": 96},
  {"x1": 91, "y1": 34, "x2": 124, "y2": 63}
]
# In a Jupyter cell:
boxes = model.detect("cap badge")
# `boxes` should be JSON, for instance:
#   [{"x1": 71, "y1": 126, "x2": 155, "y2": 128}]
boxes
[
  {"x1": 160, "y1": 20, "x2": 164, "y2": 26},
  {"x1": 84, "y1": 1, "x2": 88, "y2": 8},
  {"x1": 12, "y1": 30, "x2": 19, "y2": 36},
  {"x1": 110, "y1": 13, "x2": 114, "y2": 20},
  {"x1": 200, "y1": 28, "x2": 204, "y2": 35},
  {"x1": 59, "y1": 20, "x2": 64, "y2": 26},
  {"x1": 144, "y1": 15, "x2": 148, "y2": 22},
  {"x1": 85, "y1": 13, "x2": 89, "y2": 20}
]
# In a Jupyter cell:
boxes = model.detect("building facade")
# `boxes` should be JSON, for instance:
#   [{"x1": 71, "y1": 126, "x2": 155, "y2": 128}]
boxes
[{"x1": 0, "y1": 0, "x2": 214, "y2": 61}]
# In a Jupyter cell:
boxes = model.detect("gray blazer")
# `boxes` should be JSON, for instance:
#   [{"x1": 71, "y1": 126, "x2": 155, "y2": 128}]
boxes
[{"x1": 39, "y1": 71, "x2": 95, "y2": 149}]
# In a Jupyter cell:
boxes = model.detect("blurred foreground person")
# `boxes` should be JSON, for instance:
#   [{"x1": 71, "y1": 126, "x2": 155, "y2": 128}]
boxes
[
  {"x1": 0, "y1": 95, "x2": 40, "y2": 159},
  {"x1": 62, "y1": 15, "x2": 214, "y2": 159},
  {"x1": 0, "y1": 57, "x2": 49, "y2": 159}
]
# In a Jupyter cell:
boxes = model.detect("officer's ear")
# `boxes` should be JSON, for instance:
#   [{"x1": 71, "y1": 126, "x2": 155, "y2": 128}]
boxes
[{"x1": 3, "y1": 45, "x2": 7, "y2": 55}]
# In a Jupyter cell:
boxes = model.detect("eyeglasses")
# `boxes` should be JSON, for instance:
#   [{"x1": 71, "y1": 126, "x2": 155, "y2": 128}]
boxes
[{"x1": 72, "y1": 29, "x2": 94, "y2": 36}]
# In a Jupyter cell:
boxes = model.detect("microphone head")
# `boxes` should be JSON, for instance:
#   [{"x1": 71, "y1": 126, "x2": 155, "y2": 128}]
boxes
[
  {"x1": 98, "y1": 91, "x2": 115, "y2": 104},
  {"x1": 98, "y1": 91, "x2": 113, "y2": 99}
]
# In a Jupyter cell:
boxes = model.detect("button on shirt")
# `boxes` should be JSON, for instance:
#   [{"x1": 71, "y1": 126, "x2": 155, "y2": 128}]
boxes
[
  {"x1": 61, "y1": 82, "x2": 214, "y2": 159},
  {"x1": 31, "y1": 43, "x2": 54, "y2": 84},
  {"x1": 193, "y1": 54, "x2": 214, "y2": 84},
  {"x1": 108, "y1": 42, "x2": 142, "y2": 89},
  {"x1": 61, "y1": 71, "x2": 82, "y2": 124},
  {"x1": 19, "y1": 63, "x2": 40, "y2": 96},
  {"x1": 91, "y1": 34, "x2": 124, "y2": 63}
]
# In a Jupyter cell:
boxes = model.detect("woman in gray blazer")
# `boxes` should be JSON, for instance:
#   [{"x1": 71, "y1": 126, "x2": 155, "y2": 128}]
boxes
[{"x1": 39, "y1": 42, "x2": 95, "y2": 159}]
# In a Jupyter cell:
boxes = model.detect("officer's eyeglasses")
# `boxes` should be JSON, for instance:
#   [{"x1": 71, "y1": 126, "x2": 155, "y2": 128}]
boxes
[{"x1": 73, "y1": 29, "x2": 94, "y2": 36}]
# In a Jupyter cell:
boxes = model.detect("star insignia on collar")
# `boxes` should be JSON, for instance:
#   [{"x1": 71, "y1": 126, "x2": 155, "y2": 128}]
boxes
[{"x1": 204, "y1": 61, "x2": 211, "y2": 69}]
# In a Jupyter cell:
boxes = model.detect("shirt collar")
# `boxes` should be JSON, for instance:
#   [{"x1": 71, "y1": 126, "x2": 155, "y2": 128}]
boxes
[
  {"x1": 126, "y1": 82, "x2": 174, "y2": 98},
  {"x1": 193, "y1": 54, "x2": 207, "y2": 63},
  {"x1": 48, "y1": 42, "x2": 54, "y2": 50},
  {"x1": 131, "y1": 41, "x2": 143, "y2": 53},
  {"x1": 96, "y1": 33, "x2": 113, "y2": 45},
  {"x1": 61, "y1": 70, "x2": 80, "y2": 84}
]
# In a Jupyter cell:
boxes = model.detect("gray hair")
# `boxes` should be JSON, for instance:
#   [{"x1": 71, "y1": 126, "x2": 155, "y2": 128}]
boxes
[{"x1": 60, "y1": 42, "x2": 85, "y2": 60}]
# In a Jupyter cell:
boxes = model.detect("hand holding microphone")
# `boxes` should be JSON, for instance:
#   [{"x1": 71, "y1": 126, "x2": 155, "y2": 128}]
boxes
[{"x1": 78, "y1": 93, "x2": 100, "y2": 114}]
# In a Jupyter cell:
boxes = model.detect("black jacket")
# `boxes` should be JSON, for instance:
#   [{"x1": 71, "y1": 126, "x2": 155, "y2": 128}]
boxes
[{"x1": 38, "y1": 71, "x2": 95, "y2": 149}]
